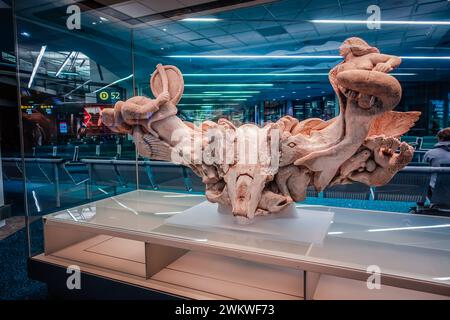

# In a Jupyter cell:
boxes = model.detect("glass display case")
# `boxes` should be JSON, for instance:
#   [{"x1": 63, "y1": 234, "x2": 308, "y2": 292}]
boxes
[
  {"x1": 2, "y1": 0, "x2": 450, "y2": 300},
  {"x1": 31, "y1": 189, "x2": 450, "y2": 299}
]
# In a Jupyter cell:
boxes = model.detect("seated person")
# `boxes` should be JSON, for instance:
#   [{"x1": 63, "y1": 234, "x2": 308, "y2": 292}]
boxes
[
  {"x1": 421, "y1": 128, "x2": 450, "y2": 205},
  {"x1": 424, "y1": 128, "x2": 450, "y2": 167}
]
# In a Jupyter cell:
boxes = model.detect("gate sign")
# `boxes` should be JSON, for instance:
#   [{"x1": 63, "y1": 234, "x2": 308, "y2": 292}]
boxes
[
  {"x1": 96, "y1": 88, "x2": 122, "y2": 104},
  {"x1": 98, "y1": 91, "x2": 109, "y2": 101}
]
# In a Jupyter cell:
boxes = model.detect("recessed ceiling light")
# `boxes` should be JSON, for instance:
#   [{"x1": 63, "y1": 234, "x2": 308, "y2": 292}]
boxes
[
  {"x1": 163, "y1": 28, "x2": 167, "y2": 32},
  {"x1": 92, "y1": 22, "x2": 97, "y2": 25},
  {"x1": 20, "y1": 32, "x2": 31, "y2": 37},
  {"x1": 99, "y1": 17, "x2": 108, "y2": 22},
  {"x1": 307, "y1": 95, "x2": 311, "y2": 98},
  {"x1": 306, "y1": 86, "x2": 311, "y2": 89},
  {"x1": 181, "y1": 18, "x2": 221, "y2": 22},
  {"x1": 292, "y1": 91, "x2": 296, "y2": 94}
]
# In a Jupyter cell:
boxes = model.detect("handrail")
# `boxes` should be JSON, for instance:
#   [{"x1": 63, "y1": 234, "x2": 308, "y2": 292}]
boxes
[
  {"x1": 2, "y1": 157, "x2": 65, "y2": 163},
  {"x1": 7, "y1": 157, "x2": 446, "y2": 173},
  {"x1": 401, "y1": 166, "x2": 450, "y2": 173}
]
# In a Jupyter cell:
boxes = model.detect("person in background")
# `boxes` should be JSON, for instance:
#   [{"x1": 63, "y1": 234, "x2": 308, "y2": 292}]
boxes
[
  {"x1": 420, "y1": 127, "x2": 450, "y2": 206},
  {"x1": 424, "y1": 127, "x2": 450, "y2": 168}
]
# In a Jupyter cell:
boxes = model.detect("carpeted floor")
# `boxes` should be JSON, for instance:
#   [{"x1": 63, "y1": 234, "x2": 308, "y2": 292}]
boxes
[
  {"x1": 0, "y1": 219, "x2": 47, "y2": 300},
  {"x1": 0, "y1": 194, "x2": 415, "y2": 300}
]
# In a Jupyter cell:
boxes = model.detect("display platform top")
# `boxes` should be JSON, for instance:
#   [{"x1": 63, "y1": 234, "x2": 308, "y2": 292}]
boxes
[{"x1": 46, "y1": 190, "x2": 450, "y2": 294}]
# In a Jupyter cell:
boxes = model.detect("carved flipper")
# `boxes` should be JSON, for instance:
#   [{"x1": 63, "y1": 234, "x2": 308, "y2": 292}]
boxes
[
  {"x1": 144, "y1": 102, "x2": 179, "y2": 137},
  {"x1": 368, "y1": 111, "x2": 421, "y2": 138},
  {"x1": 133, "y1": 127, "x2": 173, "y2": 161}
]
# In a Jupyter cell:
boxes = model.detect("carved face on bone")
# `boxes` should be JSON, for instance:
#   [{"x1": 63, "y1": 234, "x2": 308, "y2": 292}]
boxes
[
  {"x1": 192, "y1": 120, "x2": 282, "y2": 223},
  {"x1": 101, "y1": 39, "x2": 420, "y2": 222}
]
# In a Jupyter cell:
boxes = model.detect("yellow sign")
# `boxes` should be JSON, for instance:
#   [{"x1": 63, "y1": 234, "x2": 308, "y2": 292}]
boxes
[{"x1": 99, "y1": 91, "x2": 109, "y2": 100}]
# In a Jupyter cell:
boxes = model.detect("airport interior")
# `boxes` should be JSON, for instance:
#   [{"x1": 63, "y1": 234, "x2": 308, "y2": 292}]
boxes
[{"x1": 0, "y1": 0, "x2": 450, "y2": 300}]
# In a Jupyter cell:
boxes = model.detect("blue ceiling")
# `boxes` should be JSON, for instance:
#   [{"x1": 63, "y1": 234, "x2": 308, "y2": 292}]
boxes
[{"x1": 13, "y1": 0, "x2": 450, "y2": 109}]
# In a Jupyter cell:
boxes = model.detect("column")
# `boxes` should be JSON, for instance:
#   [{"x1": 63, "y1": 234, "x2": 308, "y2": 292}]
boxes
[{"x1": 286, "y1": 100, "x2": 293, "y2": 116}]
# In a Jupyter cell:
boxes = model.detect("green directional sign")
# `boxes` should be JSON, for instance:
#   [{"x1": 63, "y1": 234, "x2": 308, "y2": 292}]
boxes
[{"x1": 96, "y1": 89, "x2": 123, "y2": 104}]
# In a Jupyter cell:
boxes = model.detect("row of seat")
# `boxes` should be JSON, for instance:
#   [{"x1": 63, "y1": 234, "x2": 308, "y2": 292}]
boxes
[
  {"x1": 56, "y1": 159, "x2": 450, "y2": 205},
  {"x1": 82, "y1": 159, "x2": 198, "y2": 195},
  {"x1": 12, "y1": 135, "x2": 438, "y2": 165},
  {"x1": 3, "y1": 157, "x2": 450, "y2": 209},
  {"x1": 401, "y1": 135, "x2": 438, "y2": 150},
  {"x1": 2, "y1": 157, "x2": 89, "y2": 208}
]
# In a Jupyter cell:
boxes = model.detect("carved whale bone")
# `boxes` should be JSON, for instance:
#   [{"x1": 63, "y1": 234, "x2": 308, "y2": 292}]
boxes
[{"x1": 101, "y1": 37, "x2": 421, "y2": 221}]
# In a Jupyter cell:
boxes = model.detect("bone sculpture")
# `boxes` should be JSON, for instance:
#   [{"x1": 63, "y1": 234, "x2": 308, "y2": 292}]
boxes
[{"x1": 101, "y1": 37, "x2": 420, "y2": 223}]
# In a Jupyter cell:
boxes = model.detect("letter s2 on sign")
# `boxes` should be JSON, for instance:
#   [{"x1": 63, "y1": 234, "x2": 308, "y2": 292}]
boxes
[
  {"x1": 366, "y1": 265, "x2": 381, "y2": 290},
  {"x1": 66, "y1": 265, "x2": 81, "y2": 290}
]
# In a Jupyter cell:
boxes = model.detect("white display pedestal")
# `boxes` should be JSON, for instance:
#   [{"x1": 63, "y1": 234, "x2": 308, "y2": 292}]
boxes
[
  {"x1": 31, "y1": 190, "x2": 450, "y2": 299},
  {"x1": 165, "y1": 201, "x2": 334, "y2": 245}
]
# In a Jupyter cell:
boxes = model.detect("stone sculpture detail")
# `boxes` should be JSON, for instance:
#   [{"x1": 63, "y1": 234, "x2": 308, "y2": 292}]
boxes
[{"x1": 101, "y1": 37, "x2": 420, "y2": 222}]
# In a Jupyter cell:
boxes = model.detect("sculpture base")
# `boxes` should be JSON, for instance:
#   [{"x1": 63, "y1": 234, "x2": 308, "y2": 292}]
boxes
[{"x1": 165, "y1": 201, "x2": 334, "y2": 245}]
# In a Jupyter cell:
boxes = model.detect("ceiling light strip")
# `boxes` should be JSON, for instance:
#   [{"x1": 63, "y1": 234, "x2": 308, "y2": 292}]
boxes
[
  {"x1": 28, "y1": 45, "x2": 47, "y2": 88},
  {"x1": 184, "y1": 73, "x2": 415, "y2": 76},
  {"x1": 92, "y1": 74, "x2": 133, "y2": 94},
  {"x1": 170, "y1": 55, "x2": 450, "y2": 60},
  {"x1": 64, "y1": 79, "x2": 92, "y2": 97},
  {"x1": 55, "y1": 51, "x2": 74, "y2": 77},
  {"x1": 168, "y1": 55, "x2": 341, "y2": 59},
  {"x1": 203, "y1": 91, "x2": 260, "y2": 94},
  {"x1": 182, "y1": 95, "x2": 252, "y2": 98},
  {"x1": 311, "y1": 19, "x2": 450, "y2": 25},
  {"x1": 185, "y1": 84, "x2": 273, "y2": 87}
]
